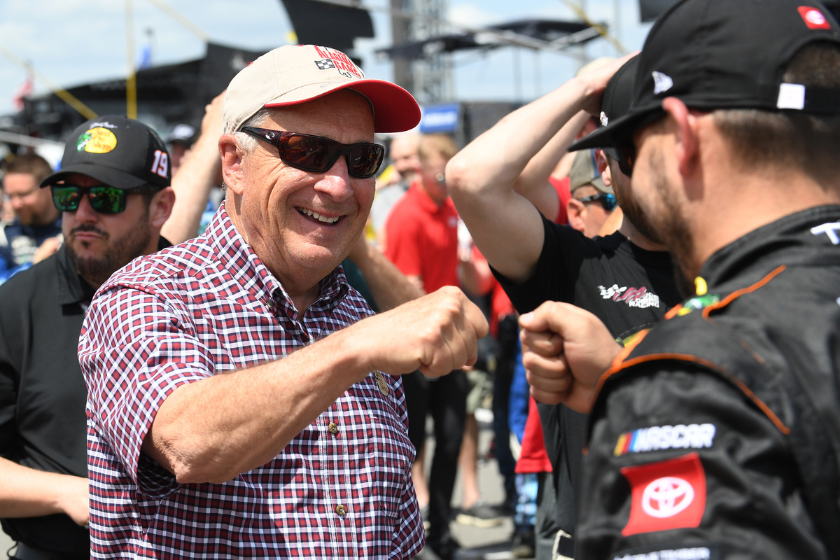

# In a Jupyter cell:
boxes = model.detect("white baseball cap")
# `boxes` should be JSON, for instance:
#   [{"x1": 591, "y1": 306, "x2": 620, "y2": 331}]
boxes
[{"x1": 224, "y1": 44, "x2": 421, "y2": 134}]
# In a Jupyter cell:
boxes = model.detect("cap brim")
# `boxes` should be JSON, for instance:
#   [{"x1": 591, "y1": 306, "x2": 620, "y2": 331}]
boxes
[
  {"x1": 570, "y1": 103, "x2": 664, "y2": 151},
  {"x1": 39, "y1": 163, "x2": 150, "y2": 190},
  {"x1": 265, "y1": 79, "x2": 421, "y2": 134}
]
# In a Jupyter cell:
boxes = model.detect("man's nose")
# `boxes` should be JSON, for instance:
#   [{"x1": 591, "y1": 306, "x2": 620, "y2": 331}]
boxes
[
  {"x1": 72, "y1": 192, "x2": 99, "y2": 221},
  {"x1": 315, "y1": 156, "x2": 355, "y2": 202}
]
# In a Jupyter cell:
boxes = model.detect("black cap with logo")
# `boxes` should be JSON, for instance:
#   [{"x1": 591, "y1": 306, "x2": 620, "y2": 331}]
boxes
[
  {"x1": 573, "y1": 55, "x2": 640, "y2": 157},
  {"x1": 573, "y1": 0, "x2": 840, "y2": 150},
  {"x1": 40, "y1": 115, "x2": 172, "y2": 189}
]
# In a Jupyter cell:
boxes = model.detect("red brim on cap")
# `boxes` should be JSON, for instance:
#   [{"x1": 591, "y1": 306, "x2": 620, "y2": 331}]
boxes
[{"x1": 265, "y1": 79, "x2": 421, "y2": 134}]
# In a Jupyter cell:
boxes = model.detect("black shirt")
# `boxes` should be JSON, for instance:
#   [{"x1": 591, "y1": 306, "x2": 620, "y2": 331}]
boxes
[
  {"x1": 0, "y1": 238, "x2": 169, "y2": 556},
  {"x1": 494, "y1": 215, "x2": 682, "y2": 534}
]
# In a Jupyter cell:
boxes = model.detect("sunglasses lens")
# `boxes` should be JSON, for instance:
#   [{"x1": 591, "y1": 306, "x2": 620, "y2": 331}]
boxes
[
  {"x1": 52, "y1": 186, "x2": 80, "y2": 211},
  {"x1": 348, "y1": 145, "x2": 384, "y2": 178},
  {"x1": 618, "y1": 144, "x2": 636, "y2": 177},
  {"x1": 283, "y1": 135, "x2": 341, "y2": 172},
  {"x1": 602, "y1": 193, "x2": 618, "y2": 212},
  {"x1": 51, "y1": 185, "x2": 127, "y2": 214},
  {"x1": 88, "y1": 186, "x2": 126, "y2": 214}
]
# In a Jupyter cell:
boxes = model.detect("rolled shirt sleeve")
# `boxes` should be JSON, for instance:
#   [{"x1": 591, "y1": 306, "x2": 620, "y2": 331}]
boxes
[{"x1": 80, "y1": 284, "x2": 215, "y2": 498}]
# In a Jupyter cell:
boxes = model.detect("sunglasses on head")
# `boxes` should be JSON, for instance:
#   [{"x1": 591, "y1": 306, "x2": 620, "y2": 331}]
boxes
[
  {"x1": 241, "y1": 127, "x2": 385, "y2": 179},
  {"x1": 51, "y1": 184, "x2": 160, "y2": 214},
  {"x1": 577, "y1": 192, "x2": 618, "y2": 212}
]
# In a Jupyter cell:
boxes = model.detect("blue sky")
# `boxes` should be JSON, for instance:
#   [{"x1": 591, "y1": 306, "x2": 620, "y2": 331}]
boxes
[{"x1": 0, "y1": 0, "x2": 654, "y2": 118}]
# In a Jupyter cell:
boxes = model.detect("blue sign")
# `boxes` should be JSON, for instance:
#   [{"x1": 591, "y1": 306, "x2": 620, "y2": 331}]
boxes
[{"x1": 419, "y1": 103, "x2": 460, "y2": 134}]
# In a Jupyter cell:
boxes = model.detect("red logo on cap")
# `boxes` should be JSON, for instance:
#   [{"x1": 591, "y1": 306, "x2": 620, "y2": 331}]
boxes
[
  {"x1": 621, "y1": 452, "x2": 706, "y2": 536},
  {"x1": 798, "y1": 6, "x2": 831, "y2": 29}
]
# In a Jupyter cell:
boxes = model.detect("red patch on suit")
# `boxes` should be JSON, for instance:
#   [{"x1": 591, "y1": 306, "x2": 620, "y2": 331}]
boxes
[
  {"x1": 798, "y1": 6, "x2": 831, "y2": 29},
  {"x1": 620, "y1": 452, "x2": 706, "y2": 536}
]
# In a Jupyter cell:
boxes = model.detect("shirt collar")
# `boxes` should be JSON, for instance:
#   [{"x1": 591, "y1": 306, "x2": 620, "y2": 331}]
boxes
[
  {"x1": 408, "y1": 181, "x2": 449, "y2": 214},
  {"x1": 699, "y1": 204, "x2": 840, "y2": 290},
  {"x1": 206, "y1": 201, "x2": 350, "y2": 318},
  {"x1": 55, "y1": 244, "x2": 96, "y2": 306},
  {"x1": 56, "y1": 235, "x2": 172, "y2": 307}
]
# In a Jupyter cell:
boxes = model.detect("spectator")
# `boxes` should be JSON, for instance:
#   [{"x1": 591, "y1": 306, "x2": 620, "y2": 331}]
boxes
[
  {"x1": 166, "y1": 123, "x2": 196, "y2": 175},
  {"x1": 0, "y1": 115, "x2": 175, "y2": 560},
  {"x1": 523, "y1": 0, "x2": 840, "y2": 557},
  {"x1": 447, "y1": 53, "x2": 681, "y2": 560},
  {"x1": 384, "y1": 133, "x2": 465, "y2": 560},
  {"x1": 79, "y1": 45, "x2": 487, "y2": 559},
  {"x1": 370, "y1": 133, "x2": 421, "y2": 242},
  {"x1": 0, "y1": 154, "x2": 62, "y2": 279},
  {"x1": 161, "y1": 91, "x2": 225, "y2": 244},
  {"x1": 566, "y1": 149, "x2": 615, "y2": 238}
]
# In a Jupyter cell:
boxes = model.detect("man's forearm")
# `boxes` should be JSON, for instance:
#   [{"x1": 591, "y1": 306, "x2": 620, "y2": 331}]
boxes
[
  {"x1": 142, "y1": 287, "x2": 487, "y2": 485},
  {"x1": 0, "y1": 457, "x2": 88, "y2": 522},
  {"x1": 160, "y1": 134, "x2": 221, "y2": 244},
  {"x1": 161, "y1": 92, "x2": 225, "y2": 245},
  {"x1": 448, "y1": 78, "x2": 589, "y2": 200},
  {"x1": 349, "y1": 241, "x2": 424, "y2": 310},
  {"x1": 143, "y1": 327, "x2": 373, "y2": 485},
  {"x1": 446, "y1": 77, "x2": 596, "y2": 283},
  {"x1": 513, "y1": 111, "x2": 590, "y2": 219}
]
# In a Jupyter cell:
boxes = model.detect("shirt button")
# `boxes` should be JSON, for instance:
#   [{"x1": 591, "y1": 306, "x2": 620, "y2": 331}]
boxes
[
  {"x1": 374, "y1": 370, "x2": 390, "y2": 396},
  {"x1": 335, "y1": 504, "x2": 347, "y2": 516},
  {"x1": 328, "y1": 422, "x2": 339, "y2": 434},
  {"x1": 266, "y1": 300, "x2": 276, "y2": 311}
]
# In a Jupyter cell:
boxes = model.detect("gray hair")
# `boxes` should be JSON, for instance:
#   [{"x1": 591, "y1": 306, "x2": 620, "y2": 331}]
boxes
[{"x1": 228, "y1": 108, "x2": 272, "y2": 154}]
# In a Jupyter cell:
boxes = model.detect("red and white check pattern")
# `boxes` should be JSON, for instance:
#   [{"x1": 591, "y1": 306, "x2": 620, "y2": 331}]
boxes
[{"x1": 79, "y1": 202, "x2": 422, "y2": 559}]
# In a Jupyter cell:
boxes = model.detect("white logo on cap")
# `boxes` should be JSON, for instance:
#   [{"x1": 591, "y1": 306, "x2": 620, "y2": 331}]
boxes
[
  {"x1": 642, "y1": 476, "x2": 694, "y2": 518},
  {"x1": 652, "y1": 71, "x2": 674, "y2": 95},
  {"x1": 600, "y1": 111, "x2": 609, "y2": 126},
  {"x1": 777, "y1": 83, "x2": 806, "y2": 110}
]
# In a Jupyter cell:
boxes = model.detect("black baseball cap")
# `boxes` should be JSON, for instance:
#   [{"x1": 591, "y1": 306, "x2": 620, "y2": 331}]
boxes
[
  {"x1": 572, "y1": 54, "x2": 639, "y2": 154},
  {"x1": 573, "y1": 0, "x2": 840, "y2": 150},
  {"x1": 40, "y1": 115, "x2": 171, "y2": 189}
]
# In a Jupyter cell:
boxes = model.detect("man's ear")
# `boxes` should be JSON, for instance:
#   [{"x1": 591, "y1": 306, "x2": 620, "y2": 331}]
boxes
[
  {"x1": 662, "y1": 97, "x2": 699, "y2": 178},
  {"x1": 219, "y1": 134, "x2": 246, "y2": 195},
  {"x1": 567, "y1": 198, "x2": 587, "y2": 233},
  {"x1": 595, "y1": 149, "x2": 612, "y2": 187},
  {"x1": 150, "y1": 187, "x2": 176, "y2": 228}
]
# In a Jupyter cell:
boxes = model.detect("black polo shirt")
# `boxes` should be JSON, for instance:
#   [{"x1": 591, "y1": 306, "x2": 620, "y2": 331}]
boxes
[
  {"x1": 0, "y1": 239, "x2": 168, "y2": 556},
  {"x1": 494, "y1": 215, "x2": 682, "y2": 537}
]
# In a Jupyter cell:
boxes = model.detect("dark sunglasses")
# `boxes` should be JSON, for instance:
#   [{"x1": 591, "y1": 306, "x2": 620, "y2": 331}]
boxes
[
  {"x1": 51, "y1": 184, "x2": 159, "y2": 214},
  {"x1": 577, "y1": 192, "x2": 618, "y2": 212},
  {"x1": 604, "y1": 143, "x2": 636, "y2": 177},
  {"x1": 241, "y1": 127, "x2": 385, "y2": 179}
]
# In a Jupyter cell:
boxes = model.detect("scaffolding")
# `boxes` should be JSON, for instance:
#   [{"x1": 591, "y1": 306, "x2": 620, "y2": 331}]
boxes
[{"x1": 390, "y1": 0, "x2": 453, "y2": 104}]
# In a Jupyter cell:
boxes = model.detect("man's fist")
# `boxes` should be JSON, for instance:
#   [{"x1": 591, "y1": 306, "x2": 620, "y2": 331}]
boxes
[
  {"x1": 519, "y1": 301, "x2": 622, "y2": 412},
  {"x1": 356, "y1": 286, "x2": 489, "y2": 378}
]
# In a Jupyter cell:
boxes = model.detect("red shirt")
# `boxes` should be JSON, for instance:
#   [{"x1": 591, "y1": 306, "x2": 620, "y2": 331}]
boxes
[
  {"x1": 79, "y1": 203, "x2": 423, "y2": 559},
  {"x1": 515, "y1": 397, "x2": 553, "y2": 474},
  {"x1": 384, "y1": 183, "x2": 459, "y2": 293}
]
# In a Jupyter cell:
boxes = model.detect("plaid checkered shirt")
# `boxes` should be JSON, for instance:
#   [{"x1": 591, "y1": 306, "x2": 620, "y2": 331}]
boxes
[{"x1": 79, "y1": 202, "x2": 423, "y2": 559}]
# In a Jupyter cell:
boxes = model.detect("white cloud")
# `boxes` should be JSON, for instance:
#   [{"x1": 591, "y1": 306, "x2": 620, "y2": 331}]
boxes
[{"x1": 448, "y1": 3, "x2": 504, "y2": 30}]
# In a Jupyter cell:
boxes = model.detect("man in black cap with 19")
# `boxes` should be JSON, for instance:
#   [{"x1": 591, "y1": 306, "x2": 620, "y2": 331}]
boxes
[
  {"x1": 0, "y1": 115, "x2": 175, "y2": 559},
  {"x1": 519, "y1": 0, "x2": 840, "y2": 557}
]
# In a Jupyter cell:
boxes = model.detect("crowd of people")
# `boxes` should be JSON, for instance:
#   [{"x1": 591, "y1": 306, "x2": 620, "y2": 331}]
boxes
[{"x1": 1, "y1": 0, "x2": 839, "y2": 559}]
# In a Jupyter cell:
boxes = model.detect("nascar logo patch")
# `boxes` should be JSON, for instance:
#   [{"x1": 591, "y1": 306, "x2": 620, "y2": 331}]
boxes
[{"x1": 615, "y1": 423, "x2": 716, "y2": 456}]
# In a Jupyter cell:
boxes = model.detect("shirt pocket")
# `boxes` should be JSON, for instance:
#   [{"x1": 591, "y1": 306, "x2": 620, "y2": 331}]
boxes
[{"x1": 366, "y1": 405, "x2": 414, "y2": 519}]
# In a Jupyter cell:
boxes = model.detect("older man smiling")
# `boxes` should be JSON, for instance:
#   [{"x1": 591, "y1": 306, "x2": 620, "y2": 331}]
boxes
[{"x1": 79, "y1": 45, "x2": 487, "y2": 559}]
